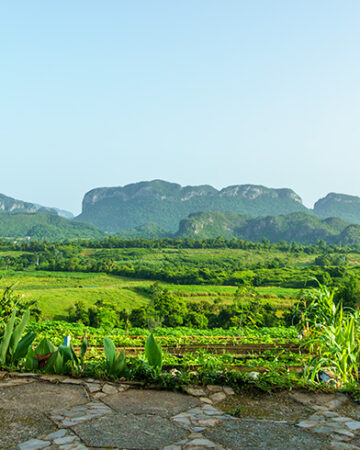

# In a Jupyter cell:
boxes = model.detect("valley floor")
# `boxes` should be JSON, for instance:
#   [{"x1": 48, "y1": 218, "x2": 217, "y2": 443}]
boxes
[{"x1": 0, "y1": 270, "x2": 297, "y2": 319}]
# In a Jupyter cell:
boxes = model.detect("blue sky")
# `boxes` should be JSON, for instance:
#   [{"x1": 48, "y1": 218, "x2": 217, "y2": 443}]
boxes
[{"x1": 1, "y1": 1, "x2": 359, "y2": 214}]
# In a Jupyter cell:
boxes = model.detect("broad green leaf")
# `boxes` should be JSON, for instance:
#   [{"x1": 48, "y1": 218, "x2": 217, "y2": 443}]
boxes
[
  {"x1": 9, "y1": 309, "x2": 30, "y2": 357},
  {"x1": 80, "y1": 336, "x2": 88, "y2": 360},
  {"x1": 145, "y1": 333, "x2": 162, "y2": 371},
  {"x1": 24, "y1": 348, "x2": 38, "y2": 371},
  {"x1": 104, "y1": 338, "x2": 116, "y2": 370},
  {"x1": 35, "y1": 338, "x2": 57, "y2": 355},
  {"x1": 0, "y1": 309, "x2": 17, "y2": 365},
  {"x1": 12, "y1": 332, "x2": 36, "y2": 364},
  {"x1": 112, "y1": 349, "x2": 126, "y2": 376}
]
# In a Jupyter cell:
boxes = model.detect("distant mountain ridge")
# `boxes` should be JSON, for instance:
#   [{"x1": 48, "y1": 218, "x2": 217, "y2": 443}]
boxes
[
  {"x1": 1, "y1": 183, "x2": 360, "y2": 244},
  {"x1": 314, "y1": 193, "x2": 360, "y2": 224},
  {"x1": 77, "y1": 180, "x2": 309, "y2": 232},
  {"x1": 0, "y1": 193, "x2": 74, "y2": 218},
  {"x1": 177, "y1": 211, "x2": 360, "y2": 245},
  {"x1": 0, "y1": 193, "x2": 37, "y2": 213}
]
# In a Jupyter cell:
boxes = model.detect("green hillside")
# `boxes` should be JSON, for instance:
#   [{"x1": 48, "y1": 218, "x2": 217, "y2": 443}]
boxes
[
  {"x1": 0, "y1": 212, "x2": 104, "y2": 240},
  {"x1": 76, "y1": 180, "x2": 309, "y2": 232},
  {"x1": 177, "y1": 211, "x2": 360, "y2": 245},
  {"x1": 314, "y1": 193, "x2": 360, "y2": 224},
  {"x1": 117, "y1": 222, "x2": 169, "y2": 239}
]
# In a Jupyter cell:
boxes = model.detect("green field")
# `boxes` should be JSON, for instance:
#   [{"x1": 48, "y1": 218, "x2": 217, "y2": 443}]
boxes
[
  {"x1": 82, "y1": 246, "x2": 317, "y2": 268},
  {"x1": 0, "y1": 270, "x2": 299, "y2": 319}
]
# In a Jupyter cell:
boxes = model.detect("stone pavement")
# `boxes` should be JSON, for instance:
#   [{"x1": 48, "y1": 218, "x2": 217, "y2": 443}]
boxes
[{"x1": 1, "y1": 373, "x2": 360, "y2": 449}]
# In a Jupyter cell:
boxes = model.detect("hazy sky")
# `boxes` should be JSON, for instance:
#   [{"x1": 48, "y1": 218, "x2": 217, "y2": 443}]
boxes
[{"x1": 1, "y1": 1, "x2": 360, "y2": 214}]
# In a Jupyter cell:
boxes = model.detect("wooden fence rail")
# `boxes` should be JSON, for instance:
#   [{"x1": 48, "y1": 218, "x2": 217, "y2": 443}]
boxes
[{"x1": 73, "y1": 342, "x2": 301, "y2": 356}]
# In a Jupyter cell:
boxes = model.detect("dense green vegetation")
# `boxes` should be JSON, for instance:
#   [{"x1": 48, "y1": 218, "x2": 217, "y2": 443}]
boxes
[
  {"x1": 0, "y1": 212, "x2": 104, "y2": 240},
  {"x1": 178, "y1": 211, "x2": 360, "y2": 244},
  {"x1": 1, "y1": 283, "x2": 360, "y2": 393},
  {"x1": 0, "y1": 235, "x2": 359, "y2": 392},
  {"x1": 0, "y1": 236, "x2": 359, "y2": 325},
  {"x1": 117, "y1": 222, "x2": 169, "y2": 239}
]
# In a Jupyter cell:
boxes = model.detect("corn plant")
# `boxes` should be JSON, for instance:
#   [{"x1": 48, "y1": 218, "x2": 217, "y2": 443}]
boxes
[
  {"x1": 298, "y1": 283, "x2": 340, "y2": 333},
  {"x1": 0, "y1": 309, "x2": 36, "y2": 368},
  {"x1": 145, "y1": 333, "x2": 162, "y2": 373},
  {"x1": 299, "y1": 283, "x2": 360, "y2": 385},
  {"x1": 103, "y1": 337, "x2": 127, "y2": 376},
  {"x1": 305, "y1": 310, "x2": 360, "y2": 384}
]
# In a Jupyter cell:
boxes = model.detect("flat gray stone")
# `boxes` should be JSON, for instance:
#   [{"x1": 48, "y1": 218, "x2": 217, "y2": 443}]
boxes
[
  {"x1": 53, "y1": 435, "x2": 76, "y2": 444},
  {"x1": 223, "y1": 387, "x2": 235, "y2": 396},
  {"x1": 186, "y1": 438, "x2": 218, "y2": 447},
  {"x1": 103, "y1": 389, "x2": 200, "y2": 417},
  {"x1": 207, "y1": 385, "x2": 223, "y2": 393},
  {"x1": 0, "y1": 409, "x2": 55, "y2": 448},
  {"x1": 209, "y1": 392, "x2": 226, "y2": 403},
  {"x1": 289, "y1": 391, "x2": 347, "y2": 410},
  {"x1": 205, "y1": 419, "x2": 328, "y2": 449},
  {"x1": 0, "y1": 381, "x2": 88, "y2": 412},
  {"x1": 200, "y1": 397, "x2": 213, "y2": 404},
  {"x1": 323, "y1": 411, "x2": 339, "y2": 418},
  {"x1": 45, "y1": 429, "x2": 68, "y2": 439},
  {"x1": 18, "y1": 438, "x2": 50, "y2": 450},
  {"x1": 345, "y1": 420, "x2": 360, "y2": 430},
  {"x1": 73, "y1": 413, "x2": 187, "y2": 448},
  {"x1": 102, "y1": 383, "x2": 118, "y2": 394},
  {"x1": 184, "y1": 387, "x2": 206, "y2": 397},
  {"x1": 329, "y1": 443, "x2": 360, "y2": 449},
  {"x1": 312, "y1": 425, "x2": 343, "y2": 435},
  {"x1": 296, "y1": 420, "x2": 317, "y2": 428},
  {"x1": 85, "y1": 383, "x2": 100, "y2": 393}
]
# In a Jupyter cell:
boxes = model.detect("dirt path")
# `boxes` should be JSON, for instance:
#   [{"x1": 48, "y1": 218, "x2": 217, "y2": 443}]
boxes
[{"x1": 0, "y1": 373, "x2": 359, "y2": 449}]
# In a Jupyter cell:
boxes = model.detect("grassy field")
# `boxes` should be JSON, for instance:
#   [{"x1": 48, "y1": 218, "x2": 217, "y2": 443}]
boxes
[
  {"x1": 0, "y1": 270, "x2": 299, "y2": 319},
  {"x1": 82, "y1": 247, "x2": 317, "y2": 268}
]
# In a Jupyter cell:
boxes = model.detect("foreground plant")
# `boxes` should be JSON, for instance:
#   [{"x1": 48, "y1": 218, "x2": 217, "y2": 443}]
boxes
[
  {"x1": 145, "y1": 333, "x2": 162, "y2": 373},
  {"x1": 25, "y1": 337, "x2": 80, "y2": 375},
  {"x1": 104, "y1": 337, "x2": 127, "y2": 377},
  {"x1": 0, "y1": 309, "x2": 36, "y2": 368},
  {"x1": 305, "y1": 310, "x2": 360, "y2": 384},
  {"x1": 300, "y1": 283, "x2": 360, "y2": 385}
]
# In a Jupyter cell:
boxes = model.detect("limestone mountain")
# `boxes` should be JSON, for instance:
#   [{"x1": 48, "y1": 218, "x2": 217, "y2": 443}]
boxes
[
  {"x1": 0, "y1": 193, "x2": 74, "y2": 218},
  {"x1": 0, "y1": 193, "x2": 37, "y2": 213},
  {"x1": 314, "y1": 193, "x2": 360, "y2": 224},
  {"x1": 177, "y1": 211, "x2": 360, "y2": 245},
  {"x1": 76, "y1": 180, "x2": 309, "y2": 232}
]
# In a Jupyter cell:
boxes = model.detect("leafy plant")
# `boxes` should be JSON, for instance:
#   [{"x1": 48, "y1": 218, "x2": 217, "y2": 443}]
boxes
[
  {"x1": 0, "y1": 309, "x2": 36, "y2": 368},
  {"x1": 25, "y1": 337, "x2": 79, "y2": 374},
  {"x1": 0, "y1": 285, "x2": 41, "y2": 324},
  {"x1": 103, "y1": 337, "x2": 127, "y2": 376},
  {"x1": 44, "y1": 344, "x2": 79, "y2": 375},
  {"x1": 145, "y1": 333, "x2": 162, "y2": 372}
]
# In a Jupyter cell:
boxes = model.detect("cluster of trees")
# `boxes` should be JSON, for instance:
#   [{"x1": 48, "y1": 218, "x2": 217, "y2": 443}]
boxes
[
  {"x1": 80, "y1": 236, "x2": 357, "y2": 254},
  {"x1": 0, "y1": 236, "x2": 357, "y2": 255},
  {"x1": 67, "y1": 283, "x2": 281, "y2": 329},
  {"x1": 0, "y1": 238, "x2": 357, "y2": 290}
]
